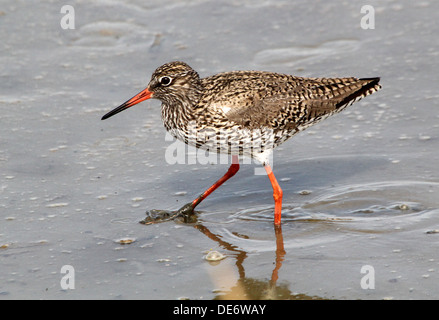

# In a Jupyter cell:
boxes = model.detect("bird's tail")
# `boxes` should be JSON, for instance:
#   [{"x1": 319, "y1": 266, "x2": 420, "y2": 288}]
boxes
[{"x1": 335, "y1": 77, "x2": 381, "y2": 110}]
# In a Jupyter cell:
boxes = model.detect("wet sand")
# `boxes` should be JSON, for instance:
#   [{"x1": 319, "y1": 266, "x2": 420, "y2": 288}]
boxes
[{"x1": 1, "y1": 0, "x2": 438, "y2": 299}]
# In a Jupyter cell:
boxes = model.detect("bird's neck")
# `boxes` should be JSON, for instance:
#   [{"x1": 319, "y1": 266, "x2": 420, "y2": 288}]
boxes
[{"x1": 160, "y1": 87, "x2": 202, "y2": 133}]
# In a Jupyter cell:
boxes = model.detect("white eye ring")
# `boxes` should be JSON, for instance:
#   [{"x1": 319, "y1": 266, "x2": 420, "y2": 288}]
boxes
[{"x1": 159, "y1": 76, "x2": 172, "y2": 86}]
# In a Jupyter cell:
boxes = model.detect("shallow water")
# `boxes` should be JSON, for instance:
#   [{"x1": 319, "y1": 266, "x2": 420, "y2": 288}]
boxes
[{"x1": 1, "y1": 0, "x2": 438, "y2": 299}]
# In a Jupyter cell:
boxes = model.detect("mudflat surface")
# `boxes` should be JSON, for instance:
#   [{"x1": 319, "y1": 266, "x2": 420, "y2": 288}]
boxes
[{"x1": 1, "y1": 1, "x2": 438, "y2": 299}]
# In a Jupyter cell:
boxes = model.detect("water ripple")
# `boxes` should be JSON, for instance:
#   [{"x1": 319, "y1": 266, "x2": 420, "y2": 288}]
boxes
[{"x1": 232, "y1": 180, "x2": 438, "y2": 230}]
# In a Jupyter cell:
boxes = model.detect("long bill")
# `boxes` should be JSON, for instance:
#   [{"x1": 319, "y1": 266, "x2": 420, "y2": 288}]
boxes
[{"x1": 101, "y1": 87, "x2": 153, "y2": 120}]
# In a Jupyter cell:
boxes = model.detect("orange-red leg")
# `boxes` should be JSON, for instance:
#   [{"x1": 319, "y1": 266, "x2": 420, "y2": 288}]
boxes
[
  {"x1": 264, "y1": 164, "x2": 283, "y2": 225},
  {"x1": 191, "y1": 155, "x2": 240, "y2": 208},
  {"x1": 144, "y1": 158, "x2": 238, "y2": 223},
  {"x1": 175, "y1": 155, "x2": 240, "y2": 216}
]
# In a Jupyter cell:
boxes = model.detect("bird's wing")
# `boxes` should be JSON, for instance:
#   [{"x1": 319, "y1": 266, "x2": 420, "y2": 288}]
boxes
[{"x1": 214, "y1": 75, "x2": 381, "y2": 131}]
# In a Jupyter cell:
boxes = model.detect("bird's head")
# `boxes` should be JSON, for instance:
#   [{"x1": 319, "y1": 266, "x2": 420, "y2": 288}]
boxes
[{"x1": 101, "y1": 61, "x2": 201, "y2": 120}]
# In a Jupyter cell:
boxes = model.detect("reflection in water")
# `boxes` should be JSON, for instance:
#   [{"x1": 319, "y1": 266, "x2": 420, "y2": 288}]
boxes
[
  {"x1": 139, "y1": 179, "x2": 439, "y2": 299},
  {"x1": 140, "y1": 208, "x2": 325, "y2": 299},
  {"x1": 194, "y1": 223, "x2": 323, "y2": 300}
]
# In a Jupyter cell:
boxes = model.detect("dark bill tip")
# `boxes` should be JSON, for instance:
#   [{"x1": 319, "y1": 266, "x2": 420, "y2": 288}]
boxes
[{"x1": 101, "y1": 88, "x2": 153, "y2": 120}]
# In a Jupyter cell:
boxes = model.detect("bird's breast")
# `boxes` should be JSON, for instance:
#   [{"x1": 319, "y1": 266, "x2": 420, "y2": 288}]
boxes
[{"x1": 164, "y1": 119, "x2": 292, "y2": 158}]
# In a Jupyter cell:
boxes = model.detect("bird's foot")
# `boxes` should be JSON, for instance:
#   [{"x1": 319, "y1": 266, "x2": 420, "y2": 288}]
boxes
[{"x1": 139, "y1": 202, "x2": 198, "y2": 225}]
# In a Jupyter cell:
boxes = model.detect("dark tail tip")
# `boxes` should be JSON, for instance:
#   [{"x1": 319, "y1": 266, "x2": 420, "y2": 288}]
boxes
[
  {"x1": 359, "y1": 77, "x2": 381, "y2": 87},
  {"x1": 336, "y1": 77, "x2": 381, "y2": 109},
  {"x1": 360, "y1": 77, "x2": 382, "y2": 94}
]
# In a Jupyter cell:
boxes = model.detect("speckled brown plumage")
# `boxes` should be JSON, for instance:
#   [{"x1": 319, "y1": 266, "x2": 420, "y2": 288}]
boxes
[
  {"x1": 141, "y1": 61, "x2": 381, "y2": 163},
  {"x1": 102, "y1": 61, "x2": 381, "y2": 225}
]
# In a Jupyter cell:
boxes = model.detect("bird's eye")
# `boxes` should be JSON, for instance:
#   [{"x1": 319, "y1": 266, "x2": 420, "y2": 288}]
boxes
[{"x1": 159, "y1": 76, "x2": 172, "y2": 86}]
